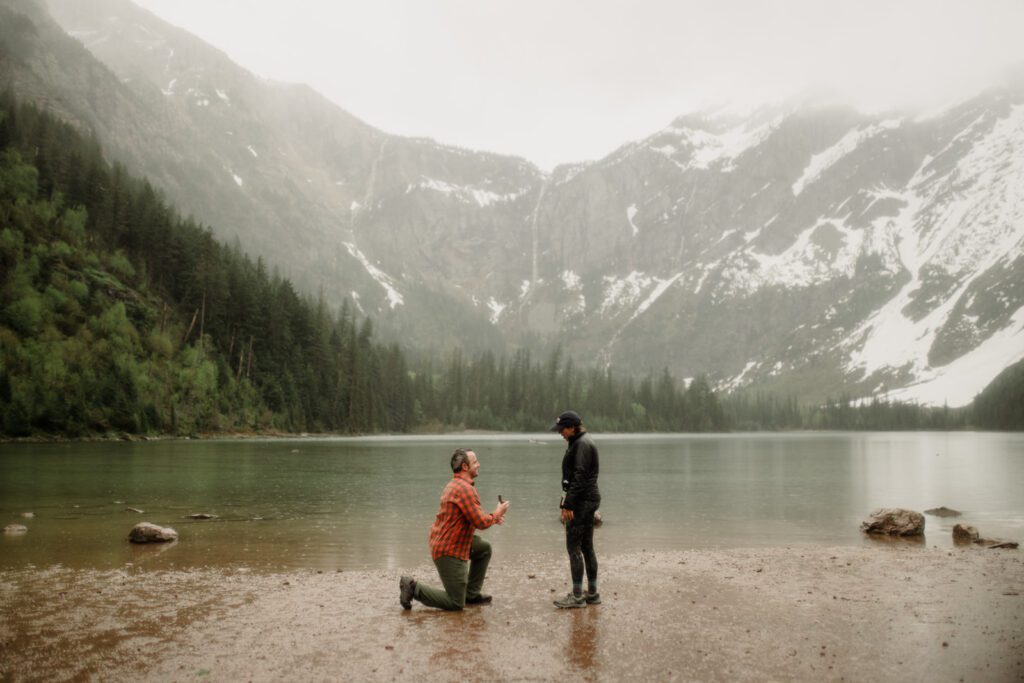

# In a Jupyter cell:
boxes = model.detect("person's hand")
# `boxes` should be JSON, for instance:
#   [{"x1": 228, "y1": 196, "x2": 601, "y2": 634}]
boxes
[
  {"x1": 560, "y1": 508, "x2": 574, "y2": 523},
  {"x1": 493, "y1": 500, "x2": 510, "y2": 522}
]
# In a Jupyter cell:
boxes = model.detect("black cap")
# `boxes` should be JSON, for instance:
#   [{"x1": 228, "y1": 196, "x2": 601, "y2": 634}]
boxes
[{"x1": 549, "y1": 410, "x2": 582, "y2": 432}]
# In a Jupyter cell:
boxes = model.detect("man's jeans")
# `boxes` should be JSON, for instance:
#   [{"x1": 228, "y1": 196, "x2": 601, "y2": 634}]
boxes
[{"x1": 415, "y1": 535, "x2": 492, "y2": 610}]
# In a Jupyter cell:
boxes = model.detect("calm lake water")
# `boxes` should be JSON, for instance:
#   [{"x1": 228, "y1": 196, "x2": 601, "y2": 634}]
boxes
[{"x1": 2, "y1": 432, "x2": 1022, "y2": 571}]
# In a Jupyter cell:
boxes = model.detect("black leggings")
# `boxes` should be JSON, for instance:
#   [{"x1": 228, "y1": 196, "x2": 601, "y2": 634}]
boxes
[{"x1": 565, "y1": 503, "x2": 598, "y2": 588}]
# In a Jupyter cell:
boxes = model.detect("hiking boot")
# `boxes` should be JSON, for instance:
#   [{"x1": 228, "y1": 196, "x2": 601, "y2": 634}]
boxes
[
  {"x1": 399, "y1": 575, "x2": 416, "y2": 610},
  {"x1": 553, "y1": 592, "x2": 587, "y2": 609},
  {"x1": 584, "y1": 592, "x2": 601, "y2": 605},
  {"x1": 465, "y1": 593, "x2": 492, "y2": 605}
]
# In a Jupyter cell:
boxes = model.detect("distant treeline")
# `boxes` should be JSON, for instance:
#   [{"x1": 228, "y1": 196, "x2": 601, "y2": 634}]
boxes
[{"x1": 1, "y1": 94, "x2": 1019, "y2": 436}]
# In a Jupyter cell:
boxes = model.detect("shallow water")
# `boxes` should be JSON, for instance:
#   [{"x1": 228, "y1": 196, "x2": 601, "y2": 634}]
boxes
[{"x1": 1, "y1": 432, "x2": 1022, "y2": 570}]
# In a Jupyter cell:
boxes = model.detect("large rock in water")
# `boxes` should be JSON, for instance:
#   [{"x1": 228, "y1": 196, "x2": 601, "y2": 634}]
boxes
[
  {"x1": 953, "y1": 524, "x2": 980, "y2": 543},
  {"x1": 128, "y1": 522, "x2": 178, "y2": 543},
  {"x1": 860, "y1": 509, "x2": 925, "y2": 536}
]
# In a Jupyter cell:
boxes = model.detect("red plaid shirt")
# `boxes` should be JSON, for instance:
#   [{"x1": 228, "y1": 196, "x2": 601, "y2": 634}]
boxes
[{"x1": 428, "y1": 472, "x2": 497, "y2": 560}]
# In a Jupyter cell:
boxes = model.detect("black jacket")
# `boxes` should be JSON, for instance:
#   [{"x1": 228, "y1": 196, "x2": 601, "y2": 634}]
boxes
[{"x1": 561, "y1": 431, "x2": 600, "y2": 510}]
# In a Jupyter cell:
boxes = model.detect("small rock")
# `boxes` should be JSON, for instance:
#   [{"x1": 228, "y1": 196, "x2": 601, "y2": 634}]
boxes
[
  {"x1": 125, "y1": 507, "x2": 144, "y2": 514},
  {"x1": 4, "y1": 524, "x2": 28, "y2": 534},
  {"x1": 128, "y1": 522, "x2": 178, "y2": 543},
  {"x1": 20, "y1": 512, "x2": 34, "y2": 518},
  {"x1": 924, "y1": 507, "x2": 962, "y2": 518},
  {"x1": 527, "y1": 574, "x2": 536, "y2": 579},
  {"x1": 953, "y1": 524, "x2": 980, "y2": 543},
  {"x1": 189, "y1": 513, "x2": 217, "y2": 520}
]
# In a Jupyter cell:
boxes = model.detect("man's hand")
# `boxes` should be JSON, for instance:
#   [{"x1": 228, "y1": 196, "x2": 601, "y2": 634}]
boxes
[
  {"x1": 493, "y1": 500, "x2": 510, "y2": 524},
  {"x1": 560, "y1": 508, "x2": 574, "y2": 523}
]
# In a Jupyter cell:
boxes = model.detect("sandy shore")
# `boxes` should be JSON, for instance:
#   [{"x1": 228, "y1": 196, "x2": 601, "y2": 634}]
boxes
[{"x1": 1, "y1": 543, "x2": 1022, "y2": 682}]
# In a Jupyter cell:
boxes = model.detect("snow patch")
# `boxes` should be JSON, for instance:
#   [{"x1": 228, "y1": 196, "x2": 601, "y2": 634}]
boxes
[
  {"x1": 487, "y1": 298, "x2": 506, "y2": 324},
  {"x1": 720, "y1": 361, "x2": 759, "y2": 392},
  {"x1": 410, "y1": 177, "x2": 526, "y2": 207},
  {"x1": 342, "y1": 242, "x2": 404, "y2": 309},
  {"x1": 561, "y1": 270, "x2": 586, "y2": 314},
  {"x1": 627, "y1": 205, "x2": 639, "y2": 237},
  {"x1": 792, "y1": 120, "x2": 902, "y2": 196},
  {"x1": 653, "y1": 119, "x2": 778, "y2": 173},
  {"x1": 879, "y1": 306, "x2": 1024, "y2": 407},
  {"x1": 601, "y1": 271, "x2": 682, "y2": 319}
]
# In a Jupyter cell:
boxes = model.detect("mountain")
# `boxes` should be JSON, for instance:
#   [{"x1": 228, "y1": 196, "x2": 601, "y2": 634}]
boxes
[{"x1": 4, "y1": 0, "x2": 1022, "y2": 407}]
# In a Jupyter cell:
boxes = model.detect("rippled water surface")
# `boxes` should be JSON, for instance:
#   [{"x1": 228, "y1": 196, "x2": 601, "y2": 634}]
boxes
[{"x1": 2, "y1": 432, "x2": 1022, "y2": 570}]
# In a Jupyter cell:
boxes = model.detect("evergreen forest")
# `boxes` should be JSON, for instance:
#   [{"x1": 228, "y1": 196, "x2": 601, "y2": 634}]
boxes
[{"x1": 0, "y1": 94, "x2": 1019, "y2": 437}]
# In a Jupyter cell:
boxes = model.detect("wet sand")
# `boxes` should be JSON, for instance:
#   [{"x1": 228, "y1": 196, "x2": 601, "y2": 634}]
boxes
[{"x1": 1, "y1": 544, "x2": 1022, "y2": 682}]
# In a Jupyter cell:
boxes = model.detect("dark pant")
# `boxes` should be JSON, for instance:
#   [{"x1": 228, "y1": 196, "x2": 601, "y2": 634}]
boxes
[
  {"x1": 566, "y1": 502, "x2": 598, "y2": 589},
  {"x1": 414, "y1": 535, "x2": 492, "y2": 610}
]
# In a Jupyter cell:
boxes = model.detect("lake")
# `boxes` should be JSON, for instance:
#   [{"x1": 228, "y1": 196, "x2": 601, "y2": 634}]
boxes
[{"x1": 2, "y1": 432, "x2": 1022, "y2": 571}]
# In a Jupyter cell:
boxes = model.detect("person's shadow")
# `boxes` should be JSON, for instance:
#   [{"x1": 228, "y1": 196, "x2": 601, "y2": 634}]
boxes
[{"x1": 566, "y1": 606, "x2": 600, "y2": 675}]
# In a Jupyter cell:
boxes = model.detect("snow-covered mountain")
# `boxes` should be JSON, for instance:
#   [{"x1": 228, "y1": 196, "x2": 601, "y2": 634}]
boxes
[{"x1": 5, "y1": 0, "x2": 1022, "y2": 406}]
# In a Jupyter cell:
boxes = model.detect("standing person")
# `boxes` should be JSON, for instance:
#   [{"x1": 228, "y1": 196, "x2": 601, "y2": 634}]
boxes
[
  {"x1": 551, "y1": 410, "x2": 602, "y2": 609},
  {"x1": 400, "y1": 448, "x2": 510, "y2": 611}
]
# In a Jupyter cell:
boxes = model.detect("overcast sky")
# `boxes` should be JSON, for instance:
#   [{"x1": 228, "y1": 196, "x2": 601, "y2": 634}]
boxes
[{"x1": 131, "y1": 0, "x2": 1024, "y2": 170}]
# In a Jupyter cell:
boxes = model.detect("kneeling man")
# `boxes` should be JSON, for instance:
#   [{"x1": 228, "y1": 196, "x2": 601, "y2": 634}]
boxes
[{"x1": 400, "y1": 448, "x2": 510, "y2": 610}]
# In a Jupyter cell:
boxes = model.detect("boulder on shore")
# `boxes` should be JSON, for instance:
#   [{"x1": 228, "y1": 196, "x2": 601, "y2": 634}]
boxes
[
  {"x1": 860, "y1": 508, "x2": 925, "y2": 536},
  {"x1": 128, "y1": 522, "x2": 178, "y2": 543},
  {"x1": 953, "y1": 524, "x2": 980, "y2": 543},
  {"x1": 4, "y1": 524, "x2": 28, "y2": 534},
  {"x1": 924, "y1": 507, "x2": 962, "y2": 518}
]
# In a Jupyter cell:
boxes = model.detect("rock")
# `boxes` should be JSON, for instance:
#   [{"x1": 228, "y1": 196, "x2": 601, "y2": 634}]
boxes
[
  {"x1": 953, "y1": 524, "x2": 980, "y2": 543},
  {"x1": 20, "y1": 512, "x2": 34, "y2": 518},
  {"x1": 924, "y1": 506, "x2": 961, "y2": 517},
  {"x1": 3, "y1": 524, "x2": 28, "y2": 534},
  {"x1": 985, "y1": 542, "x2": 1019, "y2": 550},
  {"x1": 860, "y1": 508, "x2": 925, "y2": 536},
  {"x1": 594, "y1": 510, "x2": 603, "y2": 527},
  {"x1": 189, "y1": 513, "x2": 217, "y2": 520},
  {"x1": 128, "y1": 522, "x2": 178, "y2": 543},
  {"x1": 125, "y1": 507, "x2": 144, "y2": 514}
]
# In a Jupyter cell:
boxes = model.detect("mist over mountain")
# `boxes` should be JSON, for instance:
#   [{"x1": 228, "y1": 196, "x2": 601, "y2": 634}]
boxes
[{"x1": 4, "y1": 0, "x2": 1022, "y2": 406}]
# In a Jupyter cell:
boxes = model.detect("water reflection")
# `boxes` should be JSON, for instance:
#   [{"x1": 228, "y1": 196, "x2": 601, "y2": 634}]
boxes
[{"x1": 565, "y1": 606, "x2": 600, "y2": 675}]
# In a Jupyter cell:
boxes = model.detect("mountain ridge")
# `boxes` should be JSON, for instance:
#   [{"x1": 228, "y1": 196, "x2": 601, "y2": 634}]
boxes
[{"x1": 3, "y1": 0, "x2": 1020, "y2": 406}]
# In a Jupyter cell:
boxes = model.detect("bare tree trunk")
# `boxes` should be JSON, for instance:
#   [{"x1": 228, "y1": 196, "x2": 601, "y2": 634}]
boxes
[
  {"x1": 181, "y1": 309, "x2": 199, "y2": 346},
  {"x1": 246, "y1": 336, "x2": 254, "y2": 378},
  {"x1": 199, "y1": 292, "x2": 206, "y2": 352}
]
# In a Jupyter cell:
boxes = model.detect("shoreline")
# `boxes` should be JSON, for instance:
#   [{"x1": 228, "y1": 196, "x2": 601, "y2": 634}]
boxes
[
  {"x1": 1, "y1": 426, "x2": 1010, "y2": 445},
  {"x1": 2, "y1": 544, "x2": 1021, "y2": 681}
]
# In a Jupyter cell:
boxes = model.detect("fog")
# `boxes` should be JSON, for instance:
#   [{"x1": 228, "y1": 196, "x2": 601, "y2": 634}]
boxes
[{"x1": 132, "y1": 0, "x2": 1024, "y2": 170}]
